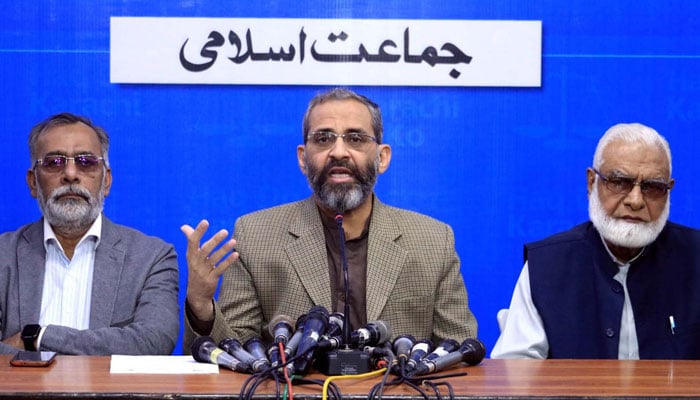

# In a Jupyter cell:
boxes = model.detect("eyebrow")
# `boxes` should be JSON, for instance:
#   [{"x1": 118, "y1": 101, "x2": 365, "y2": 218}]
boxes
[{"x1": 606, "y1": 169, "x2": 669, "y2": 182}]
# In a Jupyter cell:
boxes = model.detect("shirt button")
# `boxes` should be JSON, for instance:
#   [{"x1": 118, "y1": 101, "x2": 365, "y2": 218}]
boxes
[{"x1": 605, "y1": 328, "x2": 615, "y2": 338}]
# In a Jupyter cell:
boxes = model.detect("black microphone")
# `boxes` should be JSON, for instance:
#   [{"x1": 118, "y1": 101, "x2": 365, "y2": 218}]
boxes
[
  {"x1": 318, "y1": 320, "x2": 392, "y2": 350},
  {"x1": 292, "y1": 305, "x2": 329, "y2": 374},
  {"x1": 191, "y1": 336, "x2": 248, "y2": 373},
  {"x1": 406, "y1": 339, "x2": 434, "y2": 372},
  {"x1": 351, "y1": 320, "x2": 392, "y2": 347},
  {"x1": 414, "y1": 338, "x2": 486, "y2": 375},
  {"x1": 423, "y1": 338, "x2": 460, "y2": 363},
  {"x1": 268, "y1": 314, "x2": 295, "y2": 345},
  {"x1": 219, "y1": 337, "x2": 256, "y2": 372},
  {"x1": 244, "y1": 337, "x2": 271, "y2": 372},
  {"x1": 335, "y1": 213, "x2": 352, "y2": 347},
  {"x1": 315, "y1": 213, "x2": 373, "y2": 376},
  {"x1": 326, "y1": 312, "x2": 345, "y2": 338}
]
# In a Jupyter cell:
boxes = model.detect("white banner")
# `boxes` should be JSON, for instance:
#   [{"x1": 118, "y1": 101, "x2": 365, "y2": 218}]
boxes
[{"x1": 110, "y1": 17, "x2": 541, "y2": 87}]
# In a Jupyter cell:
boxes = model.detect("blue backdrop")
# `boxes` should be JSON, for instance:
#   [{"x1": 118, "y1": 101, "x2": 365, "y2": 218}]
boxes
[{"x1": 2, "y1": 1, "x2": 699, "y2": 355}]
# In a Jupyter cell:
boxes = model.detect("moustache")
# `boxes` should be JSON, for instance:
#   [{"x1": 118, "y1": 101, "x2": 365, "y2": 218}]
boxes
[
  {"x1": 49, "y1": 185, "x2": 92, "y2": 202},
  {"x1": 320, "y1": 159, "x2": 358, "y2": 178}
]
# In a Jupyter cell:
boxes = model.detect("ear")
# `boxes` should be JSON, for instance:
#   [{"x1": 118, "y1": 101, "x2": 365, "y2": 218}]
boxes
[
  {"x1": 586, "y1": 168, "x2": 596, "y2": 197},
  {"x1": 102, "y1": 167, "x2": 113, "y2": 197},
  {"x1": 377, "y1": 144, "x2": 392, "y2": 174},
  {"x1": 296, "y1": 145, "x2": 307, "y2": 174},
  {"x1": 26, "y1": 169, "x2": 38, "y2": 198}
]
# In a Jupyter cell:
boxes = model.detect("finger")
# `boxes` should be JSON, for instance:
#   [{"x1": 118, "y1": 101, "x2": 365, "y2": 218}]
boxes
[
  {"x1": 199, "y1": 229, "x2": 231, "y2": 257},
  {"x1": 206, "y1": 238, "x2": 237, "y2": 266},
  {"x1": 181, "y1": 220, "x2": 209, "y2": 254},
  {"x1": 209, "y1": 251, "x2": 239, "y2": 277}
]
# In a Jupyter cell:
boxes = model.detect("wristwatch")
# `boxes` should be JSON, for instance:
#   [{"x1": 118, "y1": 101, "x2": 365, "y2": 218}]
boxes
[{"x1": 21, "y1": 324, "x2": 42, "y2": 351}]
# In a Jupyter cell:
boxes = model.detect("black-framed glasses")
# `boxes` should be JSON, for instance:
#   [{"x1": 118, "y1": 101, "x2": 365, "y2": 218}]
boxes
[
  {"x1": 34, "y1": 154, "x2": 105, "y2": 173},
  {"x1": 306, "y1": 131, "x2": 378, "y2": 150},
  {"x1": 593, "y1": 168, "x2": 671, "y2": 199}
]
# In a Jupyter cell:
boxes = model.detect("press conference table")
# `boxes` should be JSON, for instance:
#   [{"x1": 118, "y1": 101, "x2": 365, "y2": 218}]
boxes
[{"x1": 1, "y1": 356, "x2": 699, "y2": 399}]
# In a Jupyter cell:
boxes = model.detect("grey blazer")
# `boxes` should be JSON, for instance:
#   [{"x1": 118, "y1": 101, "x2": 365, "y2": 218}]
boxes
[
  {"x1": 0, "y1": 216, "x2": 179, "y2": 355},
  {"x1": 185, "y1": 196, "x2": 477, "y2": 350}
]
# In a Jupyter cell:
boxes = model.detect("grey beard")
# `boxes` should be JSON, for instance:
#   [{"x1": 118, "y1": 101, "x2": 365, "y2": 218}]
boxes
[
  {"x1": 317, "y1": 182, "x2": 366, "y2": 213},
  {"x1": 37, "y1": 182, "x2": 105, "y2": 234},
  {"x1": 304, "y1": 154, "x2": 379, "y2": 213},
  {"x1": 588, "y1": 184, "x2": 669, "y2": 249}
]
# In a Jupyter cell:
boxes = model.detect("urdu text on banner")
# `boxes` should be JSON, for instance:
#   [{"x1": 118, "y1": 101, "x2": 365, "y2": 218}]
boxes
[{"x1": 110, "y1": 17, "x2": 542, "y2": 87}]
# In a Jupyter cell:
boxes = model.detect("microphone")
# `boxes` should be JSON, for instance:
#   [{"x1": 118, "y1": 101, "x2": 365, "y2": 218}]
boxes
[
  {"x1": 244, "y1": 337, "x2": 271, "y2": 372},
  {"x1": 414, "y1": 338, "x2": 486, "y2": 375},
  {"x1": 318, "y1": 320, "x2": 392, "y2": 350},
  {"x1": 268, "y1": 314, "x2": 295, "y2": 345},
  {"x1": 219, "y1": 337, "x2": 256, "y2": 372},
  {"x1": 315, "y1": 214, "x2": 373, "y2": 376},
  {"x1": 284, "y1": 314, "x2": 307, "y2": 358},
  {"x1": 292, "y1": 305, "x2": 329, "y2": 374},
  {"x1": 392, "y1": 334, "x2": 416, "y2": 362},
  {"x1": 335, "y1": 213, "x2": 353, "y2": 348},
  {"x1": 326, "y1": 312, "x2": 345, "y2": 338},
  {"x1": 191, "y1": 336, "x2": 248, "y2": 372},
  {"x1": 423, "y1": 338, "x2": 460, "y2": 363},
  {"x1": 406, "y1": 339, "x2": 434, "y2": 372},
  {"x1": 351, "y1": 320, "x2": 391, "y2": 347}
]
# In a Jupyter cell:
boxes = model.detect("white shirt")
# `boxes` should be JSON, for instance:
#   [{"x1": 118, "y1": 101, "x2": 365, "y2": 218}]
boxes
[
  {"x1": 38, "y1": 215, "x2": 102, "y2": 342},
  {"x1": 491, "y1": 235, "x2": 642, "y2": 359}
]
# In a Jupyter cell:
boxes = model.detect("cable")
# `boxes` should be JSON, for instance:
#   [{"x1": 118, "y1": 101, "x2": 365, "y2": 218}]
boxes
[
  {"x1": 280, "y1": 341, "x2": 294, "y2": 400},
  {"x1": 322, "y1": 369, "x2": 387, "y2": 400}
]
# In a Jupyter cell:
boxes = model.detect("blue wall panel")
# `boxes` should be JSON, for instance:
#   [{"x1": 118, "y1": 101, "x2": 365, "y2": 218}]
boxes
[{"x1": 2, "y1": 1, "x2": 699, "y2": 355}]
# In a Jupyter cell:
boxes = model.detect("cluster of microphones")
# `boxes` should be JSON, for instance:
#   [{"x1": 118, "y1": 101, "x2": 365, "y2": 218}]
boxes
[{"x1": 192, "y1": 305, "x2": 486, "y2": 377}]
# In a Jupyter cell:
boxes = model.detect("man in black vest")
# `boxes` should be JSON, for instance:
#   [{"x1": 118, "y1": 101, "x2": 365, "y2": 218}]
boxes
[{"x1": 492, "y1": 123, "x2": 700, "y2": 359}]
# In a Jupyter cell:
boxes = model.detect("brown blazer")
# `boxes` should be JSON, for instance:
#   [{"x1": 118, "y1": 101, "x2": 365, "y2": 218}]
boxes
[{"x1": 185, "y1": 196, "x2": 476, "y2": 349}]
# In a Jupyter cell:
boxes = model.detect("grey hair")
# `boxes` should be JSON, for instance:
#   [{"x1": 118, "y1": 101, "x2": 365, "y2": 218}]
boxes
[
  {"x1": 593, "y1": 123, "x2": 672, "y2": 175},
  {"x1": 302, "y1": 87, "x2": 383, "y2": 144},
  {"x1": 28, "y1": 112, "x2": 110, "y2": 168}
]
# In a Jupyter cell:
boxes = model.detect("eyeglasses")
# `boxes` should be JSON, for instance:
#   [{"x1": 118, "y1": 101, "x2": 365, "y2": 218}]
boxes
[
  {"x1": 35, "y1": 154, "x2": 105, "y2": 173},
  {"x1": 593, "y1": 168, "x2": 671, "y2": 199},
  {"x1": 306, "y1": 131, "x2": 378, "y2": 150}
]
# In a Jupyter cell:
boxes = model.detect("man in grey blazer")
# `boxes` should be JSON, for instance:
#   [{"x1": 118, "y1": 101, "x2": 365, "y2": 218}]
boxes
[
  {"x1": 182, "y1": 88, "x2": 477, "y2": 351},
  {"x1": 0, "y1": 113, "x2": 179, "y2": 355}
]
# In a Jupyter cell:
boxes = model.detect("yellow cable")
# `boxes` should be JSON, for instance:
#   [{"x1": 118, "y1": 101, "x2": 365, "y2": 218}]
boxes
[{"x1": 322, "y1": 369, "x2": 387, "y2": 400}]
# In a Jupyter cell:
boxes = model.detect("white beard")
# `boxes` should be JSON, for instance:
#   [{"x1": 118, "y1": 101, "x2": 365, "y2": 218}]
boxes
[{"x1": 588, "y1": 184, "x2": 669, "y2": 248}]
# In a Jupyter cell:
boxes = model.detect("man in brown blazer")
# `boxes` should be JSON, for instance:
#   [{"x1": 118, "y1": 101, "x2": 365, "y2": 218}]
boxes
[{"x1": 182, "y1": 88, "x2": 477, "y2": 351}]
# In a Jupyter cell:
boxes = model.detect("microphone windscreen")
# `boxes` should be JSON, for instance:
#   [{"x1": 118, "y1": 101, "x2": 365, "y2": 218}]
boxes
[
  {"x1": 461, "y1": 338, "x2": 487, "y2": 365},
  {"x1": 370, "y1": 320, "x2": 391, "y2": 344},
  {"x1": 191, "y1": 336, "x2": 216, "y2": 363}
]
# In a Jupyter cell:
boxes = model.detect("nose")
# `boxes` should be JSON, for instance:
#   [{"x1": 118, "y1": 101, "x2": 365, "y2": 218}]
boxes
[
  {"x1": 61, "y1": 159, "x2": 81, "y2": 183},
  {"x1": 327, "y1": 136, "x2": 351, "y2": 159},
  {"x1": 623, "y1": 184, "x2": 645, "y2": 210}
]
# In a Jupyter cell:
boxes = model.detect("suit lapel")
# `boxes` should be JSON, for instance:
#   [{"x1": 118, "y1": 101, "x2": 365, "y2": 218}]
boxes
[
  {"x1": 365, "y1": 199, "x2": 406, "y2": 321},
  {"x1": 17, "y1": 221, "x2": 48, "y2": 324},
  {"x1": 89, "y1": 218, "x2": 125, "y2": 329},
  {"x1": 285, "y1": 199, "x2": 333, "y2": 309}
]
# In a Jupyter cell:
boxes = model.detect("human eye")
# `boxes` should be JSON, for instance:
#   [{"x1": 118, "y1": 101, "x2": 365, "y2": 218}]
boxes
[
  {"x1": 75, "y1": 154, "x2": 100, "y2": 167},
  {"x1": 606, "y1": 176, "x2": 634, "y2": 192},
  {"x1": 346, "y1": 133, "x2": 365, "y2": 144},
  {"x1": 312, "y1": 131, "x2": 333, "y2": 144},
  {"x1": 43, "y1": 155, "x2": 66, "y2": 168},
  {"x1": 641, "y1": 180, "x2": 669, "y2": 197}
]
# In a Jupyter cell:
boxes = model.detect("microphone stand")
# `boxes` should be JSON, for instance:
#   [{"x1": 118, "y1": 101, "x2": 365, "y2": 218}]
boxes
[
  {"x1": 315, "y1": 213, "x2": 372, "y2": 375},
  {"x1": 336, "y1": 214, "x2": 353, "y2": 349}
]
